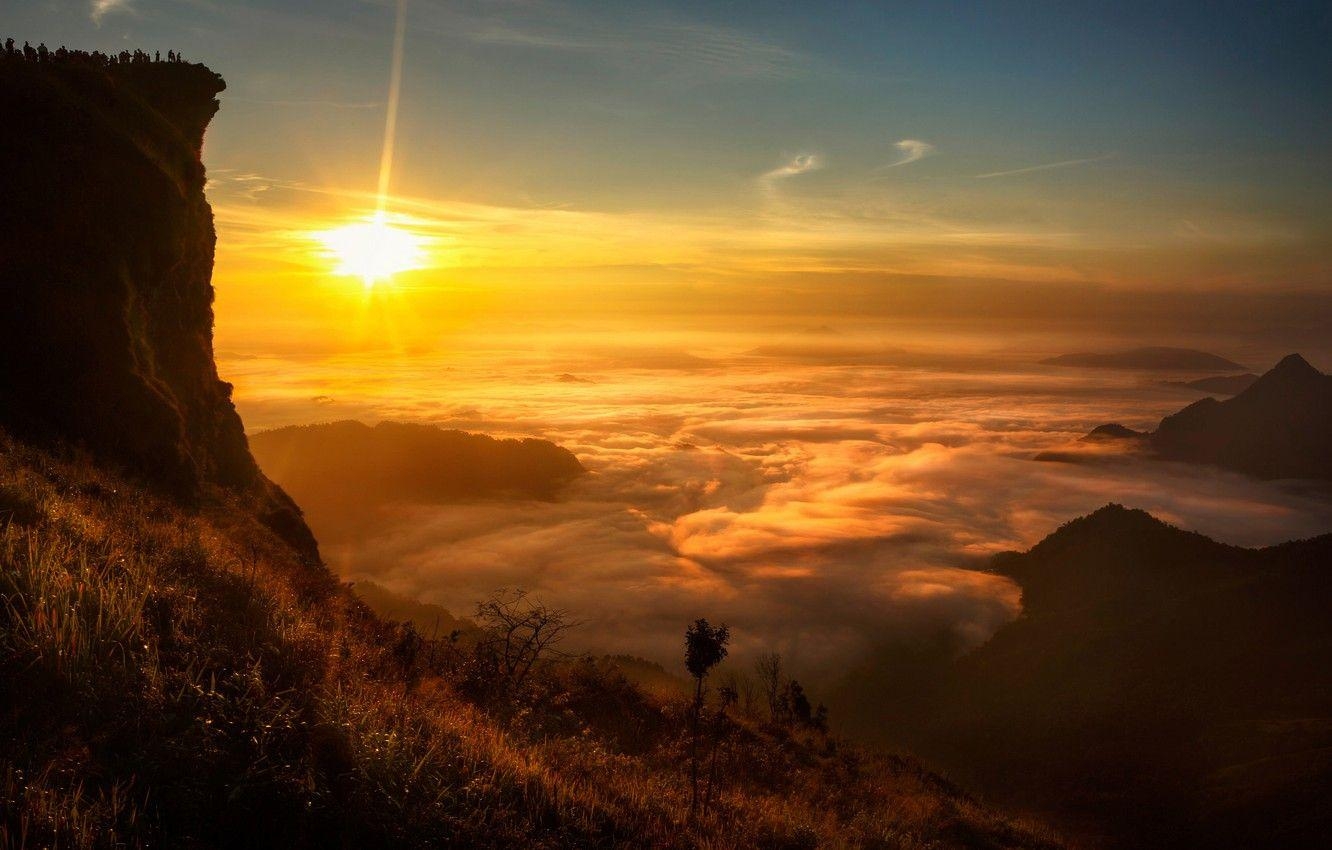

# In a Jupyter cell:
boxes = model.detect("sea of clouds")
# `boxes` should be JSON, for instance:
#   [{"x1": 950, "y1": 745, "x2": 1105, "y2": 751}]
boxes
[{"x1": 224, "y1": 330, "x2": 1332, "y2": 679}]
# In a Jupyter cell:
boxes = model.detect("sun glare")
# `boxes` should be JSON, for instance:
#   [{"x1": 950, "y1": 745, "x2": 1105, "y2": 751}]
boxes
[{"x1": 316, "y1": 214, "x2": 426, "y2": 287}]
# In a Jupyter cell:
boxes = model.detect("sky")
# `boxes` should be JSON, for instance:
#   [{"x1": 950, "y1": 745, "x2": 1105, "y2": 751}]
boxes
[
  {"x1": 10, "y1": 1, "x2": 1332, "y2": 684},
  {"x1": 10, "y1": 0, "x2": 1331, "y2": 344}
]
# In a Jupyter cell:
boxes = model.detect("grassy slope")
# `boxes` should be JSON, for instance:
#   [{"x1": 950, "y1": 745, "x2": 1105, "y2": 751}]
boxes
[{"x1": 0, "y1": 432, "x2": 1063, "y2": 850}]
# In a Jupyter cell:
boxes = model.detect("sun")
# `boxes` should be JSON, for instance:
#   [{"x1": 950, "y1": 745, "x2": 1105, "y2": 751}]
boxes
[{"x1": 315, "y1": 213, "x2": 427, "y2": 287}]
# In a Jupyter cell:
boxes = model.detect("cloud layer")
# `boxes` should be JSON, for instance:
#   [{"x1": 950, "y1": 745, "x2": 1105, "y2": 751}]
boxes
[{"x1": 229, "y1": 331, "x2": 1332, "y2": 682}]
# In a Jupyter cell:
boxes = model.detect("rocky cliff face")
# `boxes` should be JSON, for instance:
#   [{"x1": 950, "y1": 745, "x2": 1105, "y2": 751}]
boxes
[{"x1": 0, "y1": 53, "x2": 316, "y2": 558}]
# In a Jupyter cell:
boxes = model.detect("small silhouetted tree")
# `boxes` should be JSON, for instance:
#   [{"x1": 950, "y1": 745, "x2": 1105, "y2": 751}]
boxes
[
  {"x1": 787, "y1": 680, "x2": 812, "y2": 725},
  {"x1": 718, "y1": 668, "x2": 759, "y2": 717},
  {"x1": 811, "y1": 702, "x2": 829, "y2": 733},
  {"x1": 392, "y1": 622, "x2": 425, "y2": 702},
  {"x1": 751, "y1": 654, "x2": 830, "y2": 731},
  {"x1": 685, "y1": 618, "x2": 729, "y2": 820},
  {"x1": 755, "y1": 651, "x2": 784, "y2": 722}
]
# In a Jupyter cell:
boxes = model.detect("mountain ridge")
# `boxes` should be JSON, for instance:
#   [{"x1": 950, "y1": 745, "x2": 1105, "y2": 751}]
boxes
[
  {"x1": 1042, "y1": 347, "x2": 1245, "y2": 371},
  {"x1": 1079, "y1": 353, "x2": 1332, "y2": 480},
  {"x1": 919, "y1": 503, "x2": 1332, "y2": 850},
  {"x1": 248, "y1": 420, "x2": 586, "y2": 544}
]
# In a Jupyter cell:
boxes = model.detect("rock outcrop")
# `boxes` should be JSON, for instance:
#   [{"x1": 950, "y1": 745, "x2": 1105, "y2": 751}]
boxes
[{"x1": 0, "y1": 52, "x2": 317, "y2": 557}]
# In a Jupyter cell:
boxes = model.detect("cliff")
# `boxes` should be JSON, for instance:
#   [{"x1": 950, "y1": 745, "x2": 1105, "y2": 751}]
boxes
[{"x1": 0, "y1": 51, "x2": 316, "y2": 556}]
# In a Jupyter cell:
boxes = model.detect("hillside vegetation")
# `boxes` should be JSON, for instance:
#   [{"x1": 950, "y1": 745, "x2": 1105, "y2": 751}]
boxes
[{"x1": 0, "y1": 431, "x2": 1062, "y2": 850}]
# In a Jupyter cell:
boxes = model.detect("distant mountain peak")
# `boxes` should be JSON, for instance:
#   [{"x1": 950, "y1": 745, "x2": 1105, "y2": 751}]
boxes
[
  {"x1": 1266, "y1": 352, "x2": 1319, "y2": 380},
  {"x1": 1225, "y1": 352, "x2": 1326, "y2": 405},
  {"x1": 1049, "y1": 503, "x2": 1168, "y2": 539},
  {"x1": 943, "y1": 507, "x2": 1332, "y2": 849},
  {"x1": 1028, "y1": 503, "x2": 1239, "y2": 567},
  {"x1": 1074, "y1": 353, "x2": 1331, "y2": 480},
  {"x1": 1080, "y1": 423, "x2": 1145, "y2": 442}
]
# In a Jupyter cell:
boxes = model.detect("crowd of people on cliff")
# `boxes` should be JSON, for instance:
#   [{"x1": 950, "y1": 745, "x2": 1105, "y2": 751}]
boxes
[{"x1": 2, "y1": 39, "x2": 189, "y2": 66}]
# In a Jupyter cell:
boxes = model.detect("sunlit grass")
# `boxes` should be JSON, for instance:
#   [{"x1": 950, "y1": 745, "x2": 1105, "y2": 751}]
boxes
[{"x1": 0, "y1": 431, "x2": 1065, "y2": 849}]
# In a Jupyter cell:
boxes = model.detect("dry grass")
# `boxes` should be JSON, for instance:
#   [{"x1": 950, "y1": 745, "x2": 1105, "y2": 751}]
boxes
[{"x1": 0, "y1": 432, "x2": 1065, "y2": 849}]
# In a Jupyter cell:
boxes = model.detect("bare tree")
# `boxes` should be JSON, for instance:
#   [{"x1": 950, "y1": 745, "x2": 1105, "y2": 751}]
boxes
[
  {"x1": 474, "y1": 588, "x2": 578, "y2": 692},
  {"x1": 718, "y1": 669, "x2": 759, "y2": 718}
]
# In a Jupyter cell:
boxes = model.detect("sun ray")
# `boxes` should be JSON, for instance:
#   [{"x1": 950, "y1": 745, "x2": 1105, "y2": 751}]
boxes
[{"x1": 308, "y1": 0, "x2": 417, "y2": 289}]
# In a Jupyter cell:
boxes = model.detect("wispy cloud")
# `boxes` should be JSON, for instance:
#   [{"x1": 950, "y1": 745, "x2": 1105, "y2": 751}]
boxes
[
  {"x1": 434, "y1": 5, "x2": 805, "y2": 80},
  {"x1": 91, "y1": 0, "x2": 132, "y2": 25},
  {"x1": 762, "y1": 153, "x2": 823, "y2": 181},
  {"x1": 974, "y1": 153, "x2": 1116, "y2": 179},
  {"x1": 227, "y1": 97, "x2": 383, "y2": 110},
  {"x1": 877, "y1": 139, "x2": 936, "y2": 170},
  {"x1": 206, "y1": 170, "x2": 292, "y2": 202}
]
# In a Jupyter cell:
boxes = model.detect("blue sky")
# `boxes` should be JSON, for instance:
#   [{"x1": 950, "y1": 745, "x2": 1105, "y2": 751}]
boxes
[{"x1": 9, "y1": 1, "x2": 1331, "y2": 293}]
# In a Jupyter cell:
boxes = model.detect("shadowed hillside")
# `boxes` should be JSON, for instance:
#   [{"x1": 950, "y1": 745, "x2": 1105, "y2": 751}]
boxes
[
  {"x1": 912, "y1": 506, "x2": 1332, "y2": 849},
  {"x1": 0, "y1": 430, "x2": 1066, "y2": 849}
]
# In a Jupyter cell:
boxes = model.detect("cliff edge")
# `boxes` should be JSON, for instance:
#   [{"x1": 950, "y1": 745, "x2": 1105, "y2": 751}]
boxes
[{"x1": 0, "y1": 49, "x2": 316, "y2": 557}]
